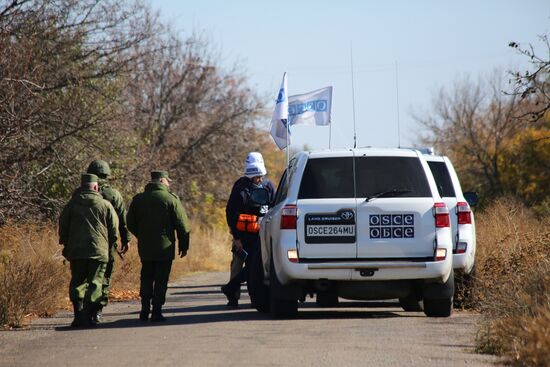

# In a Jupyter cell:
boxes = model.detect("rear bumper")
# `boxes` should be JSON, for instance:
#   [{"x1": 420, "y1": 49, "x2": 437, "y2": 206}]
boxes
[
  {"x1": 452, "y1": 227, "x2": 476, "y2": 274},
  {"x1": 274, "y1": 252, "x2": 452, "y2": 285}
]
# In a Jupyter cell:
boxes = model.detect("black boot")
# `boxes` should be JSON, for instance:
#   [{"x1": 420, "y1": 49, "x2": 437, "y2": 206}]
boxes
[
  {"x1": 221, "y1": 285, "x2": 238, "y2": 308},
  {"x1": 70, "y1": 301, "x2": 83, "y2": 328},
  {"x1": 150, "y1": 305, "x2": 166, "y2": 322},
  {"x1": 92, "y1": 305, "x2": 103, "y2": 324},
  {"x1": 139, "y1": 299, "x2": 150, "y2": 322},
  {"x1": 81, "y1": 303, "x2": 97, "y2": 328}
]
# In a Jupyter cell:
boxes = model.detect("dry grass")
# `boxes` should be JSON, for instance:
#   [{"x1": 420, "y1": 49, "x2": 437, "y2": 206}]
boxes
[
  {"x1": 0, "y1": 222, "x2": 68, "y2": 328},
  {"x1": 473, "y1": 198, "x2": 550, "y2": 367},
  {"x1": 0, "y1": 221, "x2": 232, "y2": 327}
]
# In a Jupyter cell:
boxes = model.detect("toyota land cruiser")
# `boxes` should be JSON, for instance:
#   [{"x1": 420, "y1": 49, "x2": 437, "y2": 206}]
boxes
[{"x1": 251, "y1": 148, "x2": 455, "y2": 318}]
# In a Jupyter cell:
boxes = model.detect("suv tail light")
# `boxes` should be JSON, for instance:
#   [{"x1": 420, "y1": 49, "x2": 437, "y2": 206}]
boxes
[
  {"x1": 457, "y1": 201, "x2": 472, "y2": 224},
  {"x1": 434, "y1": 202, "x2": 450, "y2": 228},
  {"x1": 280, "y1": 204, "x2": 297, "y2": 229}
]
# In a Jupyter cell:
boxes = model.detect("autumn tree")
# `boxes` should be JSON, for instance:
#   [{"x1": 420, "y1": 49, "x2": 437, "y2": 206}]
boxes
[
  {"x1": 0, "y1": 0, "x2": 159, "y2": 222},
  {"x1": 0, "y1": 0, "x2": 269, "y2": 224}
]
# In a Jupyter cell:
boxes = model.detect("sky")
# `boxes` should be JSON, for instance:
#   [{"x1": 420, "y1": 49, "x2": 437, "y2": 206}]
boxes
[{"x1": 150, "y1": 0, "x2": 549, "y2": 150}]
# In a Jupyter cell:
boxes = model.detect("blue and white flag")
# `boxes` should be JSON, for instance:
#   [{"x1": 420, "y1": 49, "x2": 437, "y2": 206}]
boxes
[
  {"x1": 269, "y1": 72, "x2": 289, "y2": 150},
  {"x1": 289, "y1": 86, "x2": 332, "y2": 126}
]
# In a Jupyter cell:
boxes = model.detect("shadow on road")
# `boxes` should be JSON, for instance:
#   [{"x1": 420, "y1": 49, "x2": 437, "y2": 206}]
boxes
[{"x1": 50, "y1": 282, "x2": 422, "y2": 331}]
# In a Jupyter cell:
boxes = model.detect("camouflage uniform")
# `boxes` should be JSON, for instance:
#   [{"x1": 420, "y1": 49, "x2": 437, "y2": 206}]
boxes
[
  {"x1": 86, "y1": 160, "x2": 132, "y2": 316},
  {"x1": 59, "y1": 174, "x2": 119, "y2": 327},
  {"x1": 127, "y1": 170, "x2": 190, "y2": 321}
]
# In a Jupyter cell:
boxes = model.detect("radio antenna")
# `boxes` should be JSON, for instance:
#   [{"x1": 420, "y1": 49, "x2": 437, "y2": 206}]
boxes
[
  {"x1": 395, "y1": 60, "x2": 401, "y2": 148},
  {"x1": 350, "y1": 43, "x2": 357, "y2": 149}
]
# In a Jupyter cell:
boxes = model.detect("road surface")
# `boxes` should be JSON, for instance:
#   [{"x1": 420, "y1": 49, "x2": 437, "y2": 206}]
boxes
[{"x1": 0, "y1": 272, "x2": 499, "y2": 367}]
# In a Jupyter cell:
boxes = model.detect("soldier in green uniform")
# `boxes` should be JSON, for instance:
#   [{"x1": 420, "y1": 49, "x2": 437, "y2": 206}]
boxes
[
  {"x1": 127, "y1": 170, "x2": 190, "y2": 322},
  {"x1": 59, "y1": 174, "x2": 119, "y2": 327},
  {"x1": 86, "y1": 160, "x2": 131, "y2": 322}
]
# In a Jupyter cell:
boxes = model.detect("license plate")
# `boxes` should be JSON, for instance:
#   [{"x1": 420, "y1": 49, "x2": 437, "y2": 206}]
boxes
[
  {"x1": 305, "y1": 209, "x2": 356, "y2": 244},
  {"x1": 307, "y1": 225, "x2": 356, "y2": 236}
]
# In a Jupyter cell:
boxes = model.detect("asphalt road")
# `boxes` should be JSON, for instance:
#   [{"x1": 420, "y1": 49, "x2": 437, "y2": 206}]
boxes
[{"x1": 0, "y1": 272, "x2": 499, "y2": 367}]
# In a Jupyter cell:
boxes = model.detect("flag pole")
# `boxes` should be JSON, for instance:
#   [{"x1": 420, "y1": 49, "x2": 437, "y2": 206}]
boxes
[
  {"x1": 285, "y1": 73, "x2": 290, "y2": 186},
  {"x1": 350, "y1": 43, "x2": 357, "y2": 149},
  {"x1": 395, "y1": 60, "x2": 401, "y2": 148},
  {"x1": 286, "y1": 116, "x2": 290, "y2": 186},
  {"x1": 329, "y1": 119, "x2": 332, "y2": 149}
]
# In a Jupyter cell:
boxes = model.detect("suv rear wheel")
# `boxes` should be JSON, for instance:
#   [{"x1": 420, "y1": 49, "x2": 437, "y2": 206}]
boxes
[
  {"x1": 424, "y1": 297, "x2": 453, "y2": 317},
  {"x1": 399, "y1": 292, "x2": 424, "y2": 312}
]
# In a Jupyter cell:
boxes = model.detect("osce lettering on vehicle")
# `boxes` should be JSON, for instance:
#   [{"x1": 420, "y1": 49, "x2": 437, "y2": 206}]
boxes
[{"x1": 369, "y1": 214, "x2": 415, "y2": 239}]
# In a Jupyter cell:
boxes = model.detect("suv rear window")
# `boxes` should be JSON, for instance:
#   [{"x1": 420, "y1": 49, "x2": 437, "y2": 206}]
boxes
[
  {"x1": 298, "y1": 157, "x2": 354, "y2": 199},
  {"x1": 298, "y1": 156, "x2": 432, "y2": 199},
  {"x1": 355, "y1": 157, "x2": 432, "y2": 198},
  {"x1": 427, "y1": 161, "x2": 455, "y2": 197}
]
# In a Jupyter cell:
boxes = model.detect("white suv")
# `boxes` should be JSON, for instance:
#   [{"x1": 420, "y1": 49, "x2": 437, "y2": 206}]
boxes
[
  {"x1": 250, "y1": 148, "x2": 455, "y2": 318},
  {"x1": 421, "y1": 150, "x2": 477, "y2": 276}
]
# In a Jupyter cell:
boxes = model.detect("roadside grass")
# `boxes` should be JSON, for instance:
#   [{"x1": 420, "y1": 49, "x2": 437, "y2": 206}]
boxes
[
  {"x1": 0, "y1": 222, "x2": 67, "y2": 328},
  {"x1": 0, "y1": 221, "x2": 231, "y2": 327},
  {"x1": 473, "y1": 198, "x2": 550, "y2": 367}
]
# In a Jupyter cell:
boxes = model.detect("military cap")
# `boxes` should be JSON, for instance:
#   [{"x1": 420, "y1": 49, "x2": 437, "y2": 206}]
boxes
[
  {"x1": 87, "y1": 160, "x2": 111, "y2": 178},
  {"x1": 81, "y1": 173, "x2": 99, "y2": 185},
  {"x1": 151, "y1": 170, "x2": 172, "y2": 181}
]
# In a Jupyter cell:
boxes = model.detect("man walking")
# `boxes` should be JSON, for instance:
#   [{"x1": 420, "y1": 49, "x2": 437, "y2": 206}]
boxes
[
  {"x1": 59, "y1": 174, "x2": 119, "y2": 327},
  {"x1": 127, "y1": 170, "x2": 190, "y2": 322},
  {"x1": 86, "y1": 160, "x2": 131, "y2": 322}
]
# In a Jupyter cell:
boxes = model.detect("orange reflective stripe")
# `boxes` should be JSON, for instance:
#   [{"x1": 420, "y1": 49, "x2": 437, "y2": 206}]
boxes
[{"x1": 237, "y1": 214, "x2": 259, "y2": 233}]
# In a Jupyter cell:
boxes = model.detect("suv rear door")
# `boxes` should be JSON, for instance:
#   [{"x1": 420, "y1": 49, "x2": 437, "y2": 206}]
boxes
[
  {"x1": 296, "y1": 154, "x2": 357, "y2": 259},
  {"x1": 355, "y1": 155, "x2": 436, "y2": 259},
  {"x1": 426, "y1": 158, "x2": 458, "y2": 249}
]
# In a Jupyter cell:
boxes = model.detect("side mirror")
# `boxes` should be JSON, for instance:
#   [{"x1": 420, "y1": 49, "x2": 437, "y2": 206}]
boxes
[
  {"x1": 464, "y1": 191, "x2": 479, "y2": 207},
  {"x1": 250, "y1": 187, "x2": 270, "y2": 206}
]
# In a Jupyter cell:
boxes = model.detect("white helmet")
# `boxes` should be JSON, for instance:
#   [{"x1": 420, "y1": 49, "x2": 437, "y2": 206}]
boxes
[{"x1": 244, "y1": 152, "x2": 267, "y2": 177}]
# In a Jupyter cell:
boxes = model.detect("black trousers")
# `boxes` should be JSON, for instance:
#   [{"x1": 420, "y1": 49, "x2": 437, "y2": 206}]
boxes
[
  {"x1": 140, "y1": 260, "x2": 173, "y2": 307},
  {"x1": 225, "y1": 234, "x2": 259, "y2": 295}
]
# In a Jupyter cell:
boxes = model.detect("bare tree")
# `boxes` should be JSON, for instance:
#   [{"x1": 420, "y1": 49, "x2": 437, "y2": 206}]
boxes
[
  {"x1": 120, "y1": 30, "x2": 266, "y2": 211},
  {"x1": 414, "y1": 71, "x2": 531, "y2": 200},
  {"x1": 0, "y1": 0, "x2": 268, "y2": 223},
  {"x1": 508, "y1": 34, "x2": 550, "y2": 122},
  {"x1": 0, "y1": 0, "x2": 159, "y2": 221}
]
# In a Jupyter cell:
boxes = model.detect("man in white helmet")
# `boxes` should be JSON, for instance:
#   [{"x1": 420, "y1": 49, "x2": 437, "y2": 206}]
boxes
[{"x1": 221, "y1": 152, "x2": 275, "y2": 308}]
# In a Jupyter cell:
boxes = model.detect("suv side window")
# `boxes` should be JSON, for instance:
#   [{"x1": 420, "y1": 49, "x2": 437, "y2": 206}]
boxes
[
  {"x1": 427, "y1": 161, "x2": 456, "y2": 197},
  {"x1": 355, "y1": 156, "x2": 432, "y2": 198},
  {"x1": 273, "y1": 169, "x2": 288, "y2": 206},
  {"x1": 298, "y1": 157, "x2": 354, "y2": 199}
]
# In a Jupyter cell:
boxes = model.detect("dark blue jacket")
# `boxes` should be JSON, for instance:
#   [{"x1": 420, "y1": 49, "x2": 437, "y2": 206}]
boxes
[{"x1": 226, "y1": 177, "x2": 275, "y2": 240}]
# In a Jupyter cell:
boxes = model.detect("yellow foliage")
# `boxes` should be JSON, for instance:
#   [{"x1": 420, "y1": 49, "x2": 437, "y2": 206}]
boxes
[{"x1": 499, "y1": 126, "x2": 550, "y2": 205}]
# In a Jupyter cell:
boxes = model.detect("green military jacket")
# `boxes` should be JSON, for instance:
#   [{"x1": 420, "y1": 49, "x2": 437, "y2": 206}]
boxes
[
  {"x1": 127, "y1": 183, "x2": 190, "y2": 261},
  {"x1": 59, "y1": 190, "x2": 119, "y2": 262},
  {"x1": 99, "y1": 182, "x2": 132, "y2": 244}
]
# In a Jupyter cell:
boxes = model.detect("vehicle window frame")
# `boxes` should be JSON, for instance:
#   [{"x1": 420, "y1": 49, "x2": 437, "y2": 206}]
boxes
[
  {"x1": 427, "y1": 161, "x2": 456, "y2": 198},
  {"x1": 354, "y1": 156, "x2": 432, "y2": 198}
]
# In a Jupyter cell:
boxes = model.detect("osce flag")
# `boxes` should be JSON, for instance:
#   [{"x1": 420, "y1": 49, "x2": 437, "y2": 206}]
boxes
[
  {"x1": 269, "y1": 73, "x2": 290, "y2": 150},
  {"x1": 289, "y1": 86, "x2": 332, "y2": 126}
]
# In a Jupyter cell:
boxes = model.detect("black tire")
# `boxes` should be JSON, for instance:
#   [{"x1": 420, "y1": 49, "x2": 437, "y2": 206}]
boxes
[
  {"x1": 269, "y1": 256, "x2": 298, "y2": 318},
  {"x1": 424, "y1": 297, "x2": 453, "y2": 317},
  {"x1": 248, "y1": 248, "x2": 270, "y2": 313},
  {"x1": 316, "y1": 292, "x2": 339, "y2": 307},
  {"x1": 399, "y1": 293, "x2": 424, "y2": 312}
]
